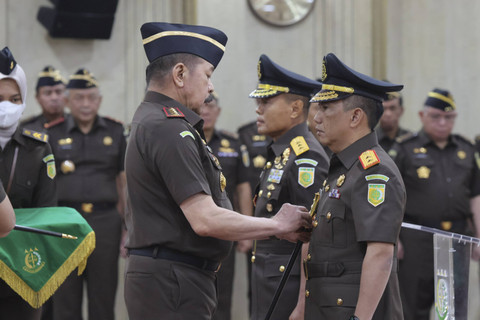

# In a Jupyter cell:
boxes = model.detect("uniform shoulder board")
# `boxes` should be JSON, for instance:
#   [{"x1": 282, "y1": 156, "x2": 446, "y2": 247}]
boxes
[
  {"x1": 219, "y1": 129, "x2": 239, "y2": 140},
  {"x1": 44, "y1": 116, "x2": 65, "y2": 129},
  {"x1": 104, "y1": 116, "x2": 124, "y2": 124},
  {"x1": 359, "y1": 149, "x2": 380, "y2": 170},
  {"x1": 454, "y1": 134, "x2": 474, "y2": 146},
  {"x1": 163, "y1": 107, "x2": 185, "y2": 118},
  {"x1": 22, "y1": 128, "x2": 48, "y2": 143},
  {"x1": 290, "y1": 136, "x2": 310, "y2": 156},
  {"x1": 395, "y1": 131, "x2": 416, "y2": 144}
]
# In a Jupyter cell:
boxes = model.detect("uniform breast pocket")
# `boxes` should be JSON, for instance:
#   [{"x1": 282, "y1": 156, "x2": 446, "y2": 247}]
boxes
[
  {"x1": 263, "y1": 253, "x2": 300, "y2": 279},
  {"x1": 316, "y1": 200, "x2": 347, "y2": 248}
]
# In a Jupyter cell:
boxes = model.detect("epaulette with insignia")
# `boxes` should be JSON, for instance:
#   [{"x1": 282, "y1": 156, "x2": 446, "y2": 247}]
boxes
[
  {"x1": 219, "y1": 129, "x2": 239, "y2": 140},
  {"x1": 359, "y1": 149, "x2": 380, "y2": 169},
  {"x1": 454, "y1": 134, "x2": 474, "y2": 146},
  {"x1": 163, "y1": 107, "x2": 185, "y2": 118},
  {"x1": 290, "y1": 136, "x2": 310, "y2": 156},
  {"x1": 395, "y1": 132, "x2": 416, "y2": 144},
  {"x1": 44, "y1": 117, "x2": 65, "y2": 129},
  {"x1": 104, "y1": 116, "x2": 124, "y2": 124},
  {"x1": 22, "y1": 128, "x2": 48, "y2": 143}
]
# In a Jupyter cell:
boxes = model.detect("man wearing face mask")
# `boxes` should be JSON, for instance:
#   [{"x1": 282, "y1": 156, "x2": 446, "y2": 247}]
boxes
[{"x1": 0, "y1": 47, "x2": 57, "y2": 319}]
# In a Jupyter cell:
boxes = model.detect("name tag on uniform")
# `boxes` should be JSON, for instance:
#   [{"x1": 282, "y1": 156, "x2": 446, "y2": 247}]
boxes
[{"x1": 267, "y1": 169, "x2": 284, "y2": 183}]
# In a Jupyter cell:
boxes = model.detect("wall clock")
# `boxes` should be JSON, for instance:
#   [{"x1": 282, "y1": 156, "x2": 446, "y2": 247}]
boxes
[{"x1": 248, "y1": 0, "x2": 316, "y2": 27}]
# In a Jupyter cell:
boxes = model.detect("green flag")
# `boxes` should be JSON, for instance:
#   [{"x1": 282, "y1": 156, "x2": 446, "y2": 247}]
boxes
[{"x1": 0, "y1": 207, "x2": 95, "y2": 308}]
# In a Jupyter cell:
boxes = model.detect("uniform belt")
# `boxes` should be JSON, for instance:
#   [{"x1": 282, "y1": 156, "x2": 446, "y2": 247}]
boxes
[
  {"x1": 128, "y1": 246, "x2": 221, "y2": 273},
  {"x1": 59, "y1": 201, "x2": 116, "y2": 214}
]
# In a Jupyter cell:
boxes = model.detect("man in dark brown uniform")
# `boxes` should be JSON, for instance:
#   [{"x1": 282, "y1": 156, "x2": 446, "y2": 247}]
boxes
[
  {"x1": 391, "y1": 88, "x2": 480, "y2": 320},
  {"x1": 0, "y1": 47, "x2": 57, "y2": 320},
  {"x1": 21, "y1": 66, "x2": 66, "y2": 132},
  {"x1": 200, "y1": 92, "x2": 253, "y2": 320},
  {"x1": 294, "y1": 53, "x2": 406, "y2": 320},
  {"x1": 375, "y1": 90, "x2": 410, "y2": 152},
  {"x1": 48, "y1": 68, "x2": 126, "y2": 320},
  {"x1": 248, "y1": 54, "x2": 328, "y2": 320},
  {"x1": 124, "y1": 22, "x2": 312, "y2": 320}
]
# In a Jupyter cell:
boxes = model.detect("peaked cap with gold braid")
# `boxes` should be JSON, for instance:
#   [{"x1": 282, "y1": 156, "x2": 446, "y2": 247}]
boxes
[
  {"x1": 66, "y1": 68, "x2": 98, "y2": 89},
  {"x1": 424, "y1": 88, "x2": 456, "y2": 112},
  {"x1": 141, "y1": 22, "x2": 228, "y2": 69},
  {"x1": 36, "y1": 66, "x2": 66, "y2": 91},
  {"x1": 249, "y1": 54, "x2": 321, "y2": 98}
]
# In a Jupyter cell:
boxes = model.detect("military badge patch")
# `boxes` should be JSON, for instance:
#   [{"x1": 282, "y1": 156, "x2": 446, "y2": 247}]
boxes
[
  {"x1": 42, "y1": 154, "x2": 56, "y2": 179},
  {"x1": 365, "y1": 174, "x2": 389, "y2": 182},
  {"x1": 328, "y1": 188, "x2": 341, "y2": 199},
  {"x1": 267, "y1": 169, "x2": 284, "y2": 183},
  {"x1": 367, "y1": 183, "x2": 385, "y2": 207},
  {"x1": 295, "y1": 158, "x2": 318, "y2": 166},
  {"x1": 298, "y1": 167, "x2": 314, "y2": 188}
]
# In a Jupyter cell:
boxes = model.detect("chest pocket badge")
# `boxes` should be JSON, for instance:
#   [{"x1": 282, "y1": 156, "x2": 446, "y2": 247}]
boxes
[
  {"x1": 417, "y1": 166, "x2": 430, "y2": 179},
  {"x1": 220, "y1": 172, "x2": 227, "y2": 192}
]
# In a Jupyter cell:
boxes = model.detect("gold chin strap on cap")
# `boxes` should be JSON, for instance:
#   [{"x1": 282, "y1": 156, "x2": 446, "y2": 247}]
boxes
[{"x1": 428, "y1": 91, "x2": 456, "y2": 110}]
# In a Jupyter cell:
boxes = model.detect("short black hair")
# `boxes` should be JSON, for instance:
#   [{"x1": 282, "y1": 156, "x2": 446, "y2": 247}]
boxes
[
  {"x1": 282, "y1": 93, "x2": 311, "y2": 118},
  {"x1": 145, "y1": 53, "x2": 201, "y2": 86},
  {"x1": 343, "y1": 95, "x2": 380, "y2": 130}
]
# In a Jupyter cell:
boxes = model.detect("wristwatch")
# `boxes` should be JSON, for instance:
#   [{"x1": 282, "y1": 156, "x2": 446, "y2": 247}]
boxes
[{"x1": 349, "y1": 316, "x2": 360, "y2": 320}]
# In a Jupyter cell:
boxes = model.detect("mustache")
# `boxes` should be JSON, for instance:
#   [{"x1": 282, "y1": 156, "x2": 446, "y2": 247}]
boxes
[{"x1": 204, "y1": 94, "x2": 214, "y2": 104}]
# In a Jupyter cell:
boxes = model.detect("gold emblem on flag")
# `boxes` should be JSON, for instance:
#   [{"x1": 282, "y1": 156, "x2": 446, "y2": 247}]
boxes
[
  {"x1": 23, "y1": 248, "x2": 45, "y2": 274},
  {"x1": 103, "y1": 136, "x2": 113, "y2": 146},
  {"x1": 417, "y1": 166, "x2": 430, "y2": 179}
]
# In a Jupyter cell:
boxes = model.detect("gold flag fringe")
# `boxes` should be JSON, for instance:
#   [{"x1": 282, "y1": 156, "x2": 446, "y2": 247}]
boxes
[{"x1": 0, "y1": 231, "x2": 95, "y2": 308}]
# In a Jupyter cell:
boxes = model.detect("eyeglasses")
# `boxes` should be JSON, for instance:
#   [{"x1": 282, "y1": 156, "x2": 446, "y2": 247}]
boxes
[{"x1": 426, "y1": 113, "x2": 457, "y2": 122}]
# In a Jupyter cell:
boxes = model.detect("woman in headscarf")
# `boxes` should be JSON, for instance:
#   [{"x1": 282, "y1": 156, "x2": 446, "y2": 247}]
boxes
[{"x1": 0, "y1": 47, "x2": 57, "y2": 319}]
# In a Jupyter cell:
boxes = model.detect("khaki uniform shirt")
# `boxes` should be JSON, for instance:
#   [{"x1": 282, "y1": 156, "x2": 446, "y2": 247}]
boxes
[
  {"x1": 125, "y1": 91, "x2": 232, "y2": 262},
  {"x1": 391, "y1": 130, "x2": 480, "y2": 226},
  {"x1": 238, "y1": 121, "x2": 272, "y2": 193},
  {"x1": 0, "y1": 127, "x2": 57, "y2": 208},
  {"x1": 374, "y1": 126, "x2": 410, "y2": 152},
  {"x1": 208, "y1": 129, "x2": 248, "y2": 204},
  {"x1": 47, "y1": 114, "x2": 126, "y2": 203},
  {"x1": 251, "y1": 122, "x2": 328, "y2": 320},
  {"x1": 305, "y1": 132, "x2": 405, "y2": 320}
]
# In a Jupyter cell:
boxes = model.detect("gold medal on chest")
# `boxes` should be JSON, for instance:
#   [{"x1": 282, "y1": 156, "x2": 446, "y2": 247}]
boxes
[
  {"x1": 61, "y1": 160, "x2": 75, "y2": 174},
  {"x1": 337, "y1": 174, "x2": 346, "y2": 187},
  {"x1": 220, "y1": 172, "x2": 227, "y2": 192},
  {"x1": 282, "y1": 147, "x2": 291, "y2": 165},
  {"x1": 103, "y1": 136, "x2": 113, "y2": 146}
]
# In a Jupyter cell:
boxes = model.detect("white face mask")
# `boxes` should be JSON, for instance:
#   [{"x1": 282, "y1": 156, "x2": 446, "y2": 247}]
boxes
[{"x1": 0, "y1": 101, "x2": 26, "y2": 129}]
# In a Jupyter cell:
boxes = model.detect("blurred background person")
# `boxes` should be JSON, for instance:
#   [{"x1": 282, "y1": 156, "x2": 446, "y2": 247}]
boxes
[
  {"x1": 21, "y1": 66, "x2": 66, "y2": 132},
  {"x1": 375, "y1": 90, "x2": 410, "y2": 153},
  {"x1": 48, "y1": 68, "x2": 126, "y2": 320},
  {"x1": 200, "y1": 92, "x2": 253, "y2": 320}
]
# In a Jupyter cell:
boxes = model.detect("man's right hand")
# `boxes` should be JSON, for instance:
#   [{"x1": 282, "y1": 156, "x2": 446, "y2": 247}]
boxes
[{"x1": 272, "y1": 203, "x2": 312, "y2": 243}]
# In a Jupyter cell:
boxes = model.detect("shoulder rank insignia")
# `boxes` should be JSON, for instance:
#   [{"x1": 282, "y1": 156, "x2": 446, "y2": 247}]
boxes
[
  {"x1": 290, "y1": 136, "x2": 309, "y2": 156},
  {"x1": 22, "y1": 128, "x2": 48, "y2": 143},
  {"x1": 163, "y1": 107, "x2": 185, "y2": 118},
  {"x1": 359, "y1": 150, "x2": 380, "y2": 169}
]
